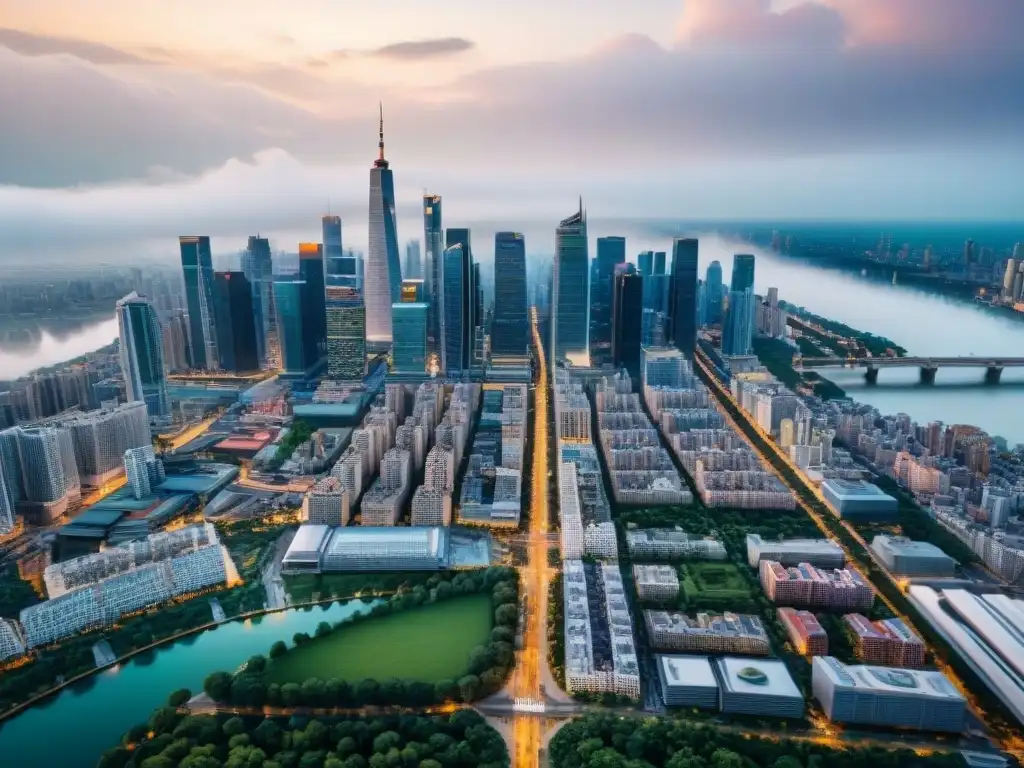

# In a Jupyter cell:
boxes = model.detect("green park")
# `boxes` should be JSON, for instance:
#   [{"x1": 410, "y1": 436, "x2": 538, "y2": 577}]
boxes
[{"x1": 265, "y1": 593, "x2": 494, "y2": 685}]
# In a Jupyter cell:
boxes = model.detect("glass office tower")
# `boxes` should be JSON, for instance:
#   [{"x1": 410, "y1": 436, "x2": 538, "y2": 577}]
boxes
[
  {"x1": 366, "y1": 108, "x2": 402, "y2": 344},
  {"x1": 589, "y1": 235, "x2": 624, "y2": 366},
  {"x1": 241, "y1": 235, "x2": 275, "y2": 367},
  {"x1": 669, "y1": 238, "x2": 699, "y2": 356},
  {"x1": 492, "y1": 232, "x2": 529, "y2": 360},
  {"x1": 442, "y1": 244, "x2": 471, "y2": 374},
  {"x1": 116, "y1": 292, "x2": 169, "y2": 417},
  {"x1": 179, "y1": 235, "x2": 217, "y2": 370},
  {"x1": 423, "y1": 194, "x2": 443, "y2": 350},
  {"x1": 723, "y1": 254, "x2": 756, "y2": 356},
  {"x1": 326, "y1": 286, "x2": 366, "y2": 380},
  {"x1": 552, "y1": 200, "x2": 590, "y2": 365},
  {"x1": 212, "y1": 271, "x2": 259, "y2": 372}
]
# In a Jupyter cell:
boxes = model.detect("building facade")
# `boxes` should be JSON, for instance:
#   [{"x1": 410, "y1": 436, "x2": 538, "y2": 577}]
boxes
[
  {"x1": 365, "y1": 111, "x2": 402, "y2": 344},
  {"x1": 589, "y1": 236, "x2": 625, "y2": 366},
  {"x1": 212, "y1": 271, "x2": 259, "y2": 372},
  {"x1": 669, "y1": 238, "x2": 699, "y2": 356},
  {"x1": 492, "y1": 231, "x2": 529, "y2": 360},
  {"x1": 116, "y1": 292, "x2": 170, "y2": 417},
  {"x1": 179, "y1": 235, "x2": 217, "y2": 370},
  {"x1": 552, "y1": 202, "x2": 590, "y2": 365},
  {"x1": 325, "y1": 286, "x2": 366, "y2": 380}
]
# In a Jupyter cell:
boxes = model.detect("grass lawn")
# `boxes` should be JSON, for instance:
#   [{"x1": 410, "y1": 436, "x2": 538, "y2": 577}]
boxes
[
  {"x1": 265, "y1": 594, "x2": 493, "y2": 685},
  {"x1": 679, "y1": 562, "x2": 756, "y2": 612}
]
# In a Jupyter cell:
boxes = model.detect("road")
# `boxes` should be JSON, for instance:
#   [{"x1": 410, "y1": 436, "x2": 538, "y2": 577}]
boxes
[
  {"x1": 161, "y1": 411, "x2": 223, "y2": 452},
  {"x1": 694, "y1": 349, "x2": 1008, "y2": 754},
  {"x1": 509, "y1": 306, "x2": 552, "y2": 768}
]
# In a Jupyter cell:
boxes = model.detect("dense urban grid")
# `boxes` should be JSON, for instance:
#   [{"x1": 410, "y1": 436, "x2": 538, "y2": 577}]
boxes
[{"x1": 0, "y1": 111, "x2": 1023, "y2": 768}]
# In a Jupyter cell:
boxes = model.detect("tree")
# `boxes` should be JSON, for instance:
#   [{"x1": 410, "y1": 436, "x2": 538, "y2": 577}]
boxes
[
  {"x1": 179, "y1": 756, "x2": 223, "y2": 768},
  {"x1": 253, "y1": 719, "x2": 283, "y2": 750},
  {"x1": 224, "y1": 717, "x2": 248, "y2": 738},
  {"x1": 301, "y1": 677, "x2": 326, "y2": 706},
  {"x1": 457, "y1": 674, "x2": 481, "y2": 702},
  {"x1": 204, "y1": 671, "x2": 234, "y2": 702},
  {"x1": 167, "y1": 688, "x2": 193, "y2": 707},
  {"x1": 772, "y1": 758, "x2": 803, "y2": 768},
  {"x1": 434, "y1": 581, "x2": 453, "y2": 601},
  {"x1": 281, "y1": 683, "x2": 303, "y2": 707},
  {"x1": 270, "y1": 641, "x2": 289, "y2": 659},
  {"x1": 247, "y1": 654, "x2": 269, "y2": 674},
  {"x1": 467, "y1": 645, "x2": 496, "y2": 675},
  {"x1": 710, "y1": 749, "x2": 744, "y2": 768},
  {"x1": 666, "y1": 749, "x2": 709, "y2": 768},
  {"x1": 315, "y1": 621, "x2": 333, "y2": 638},
  {"x1": 336, "y1": 736, "x2": 358, "y2": 756},
  {"x1": 494, "y1": 604, "x2": 517, "y2": 627},
  {"x1": 373, "y1": 731, "x2": 403, "y2": 754},
  {"x1": 433, "y1": 679, "x2": 457, "y2": 703},
  {"x1": 419, "y1": 761, "x2": 443, "y2": 768},
  {"x1": 293, "y1": 632, "x2": 312, "y2": 646}
]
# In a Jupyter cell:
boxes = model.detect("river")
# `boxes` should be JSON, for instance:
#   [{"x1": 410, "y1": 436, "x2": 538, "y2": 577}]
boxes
[
  {"x1": 0, "y1": 599, "x2": 376, "y2": 768},
  {"x1": 0, "y1": 316, "x2": 119, "y2": 379},
  {"x1": 695, "y1": 234, "x2": 1024, "y2": 444}
]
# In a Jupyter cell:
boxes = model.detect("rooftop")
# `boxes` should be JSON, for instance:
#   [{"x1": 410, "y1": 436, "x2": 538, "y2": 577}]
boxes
[
  {"x1": 716, "y1": 656, "x2": 803, "y2": 698},
  {"x1": 813, "y1": 656, "x2": 964, "y2": 699},
  {"x1": 822, "y1": 478, "x2": 896, "y2": 500},
  {"x1": 658, "y1": 655, "x2": 719, "y2": 689}
]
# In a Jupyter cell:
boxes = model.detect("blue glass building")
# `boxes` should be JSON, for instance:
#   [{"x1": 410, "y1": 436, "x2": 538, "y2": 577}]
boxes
[
  {"x1": 589, "y1": 235, "x2": 624, "y2": 366},
  {"x1": 392, "y1": 302, "x2": 429, "y2": 373},
  {"x1": 423, "y1": 194, "x2": 443, "y2": 349},
  {"x1": 669, "y1": 238, "x2": 699, "y2": 356},
  {"x1": 326, "y1": 286, "x2": 366, "y2": 380},
  {"x1": 553, "y1": 201, "x2": 590, "y2": 365},
  {"x1": 492, "y1": 232, "x2": 528, "y2": 360},
  {"x1": 179, "y1": 235, "x2": 217, "y2": 370},
  {"x1": 704, "y1": 260, "x2": 724, "y2": 325},
  {"x1": 241, "y1": 235, "x2": 274, "y2": 366},
  {"x1": 366, "y1": 109, "x2": 402, "y2": 344},
  {"x1": 116, "y1": 292, "x2": 169, "y2": 417},
  {"x1": 212, "y1": 271, "x2": 259, "y2": 372},
  {"x1": 442, "y1": 243, "x2": 471, "y2": 373},
  {"x1": 723, "y1": 254, "x2": 756, "y2": 356}
]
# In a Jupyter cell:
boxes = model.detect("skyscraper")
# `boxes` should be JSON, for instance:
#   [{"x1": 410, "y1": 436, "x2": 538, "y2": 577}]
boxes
[
  {"x1": 392, "y1": 300, "x2": 429, "y2": 373},
  {"x1": 179, "y1": 236, "x2": 217, "y2": 370},
  {"x1": 2, "y1": 426, "x2": 80, "y2": 523},
  {"x1": 638, "y1": 251, "x2": 654, "y2": 276},
  {"x1": 669, "y1": 238, "x2": 699, "y2": 356},
  {"x1": 241, "y1": 235, "x2": 275, "y2": 367},
  {"x1": 589, "y1": 236, "x2": 625, "y2": 366},
  {"x1": 366, "y1": 106, "x2": 402, "y2": 345},
  {"x1": 442, "y1": 243, "x2": 471, "y2": 373},
  {"x1": 0, "y1": 449, "x2": 15, "y2": 534},
  {"x1": 552, "y1": 200, "x2": 590, "y2": 366},
  {"x1": 654, "y1": 251, "x2": 667, "y2": 275},
  {"x1": 492, "y1": 232, "x2": 529, "y2": 361},
  {"x1": 326, "y1": 286, "x2": 366, "y2": 380},
  {"x1": 612, "y1": 265, "x2": 643, "y2": 370},
  {"x1": 322, "y1": 215, "x2": 344, "y2": 281},
  {"x1": 423, "y1": 194, "x2": 443, "y2": 350},
  {"x1": 704, "y1": 260, "x2": 724, "y2": 325},
  {"x1": 401, "y1": 279, "x2": 425, "y2": 303},
  {"x1": 116, "y1": 292, "x2": 169, "y2": 418},
  {"x1": 212, "y1": 272, "x2": 259, "y2": 372},
  {"x1": 405, "y1": 241, "x2": 422, "y2": 280},
  {"x1": 299, "y1": 242, "x2": 327, "y2": 365},
  {"x1": 723, "y1": 254, "x2": 756, "y2": 356}
]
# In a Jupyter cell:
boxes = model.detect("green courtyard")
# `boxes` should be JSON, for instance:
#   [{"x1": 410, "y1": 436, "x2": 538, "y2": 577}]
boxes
[
  {"x1": 679, "y1": 561, "x2": 756, "y2": 612},
  {"x1": 265, "y1": 593, "x2": 493, "y2": 685}
]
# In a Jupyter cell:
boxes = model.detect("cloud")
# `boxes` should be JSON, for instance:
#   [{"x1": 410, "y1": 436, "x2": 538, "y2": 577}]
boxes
[
  {"x1": 0, "y1": 27, "x2": 155, "y2": 65},
  {"x1": 370, "y1": 37, "x2": 475, "y2": 60}
]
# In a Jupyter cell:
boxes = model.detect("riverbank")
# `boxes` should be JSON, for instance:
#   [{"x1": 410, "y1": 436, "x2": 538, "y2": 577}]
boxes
[{"x1": 0, "y1": 591, "x2": 394, "y2": 726}]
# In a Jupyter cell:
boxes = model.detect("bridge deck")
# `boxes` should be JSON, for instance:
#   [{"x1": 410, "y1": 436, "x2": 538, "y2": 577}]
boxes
[{"x1": 795, "y1": 356, "x2": 1024, "y2": 367}]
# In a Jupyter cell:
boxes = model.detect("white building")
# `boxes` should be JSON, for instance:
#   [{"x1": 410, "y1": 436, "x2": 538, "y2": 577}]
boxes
[
  {"x1": 59, "y1": 402, "x2": 151, "y2": 487},
  {"x1": 870, "y1": 535, "x2": 956, "y2": 577},
  {"x1": 303, "y1": 476, "x2": 350, "y2": 526},
  {"x1": 23, "y1": 542, "x2": 230, "y2": 648},
  {"x1": 746, "y1": 534, "x2": 845, "y2": 569},
  {"x1": 559, "y1": 462, "x2": 585, "y2": 559},
  {"x1": 124, "y1": 445, "x2": 165, "y2": 499},
  {"x1": 563, "y1": 560, "x2": 640, "y2": 699},
  {"x1": 0, "y1": 618, "x2": 26, "y2": 662},
  {"x1": 714, "y1": 656, "x2": 805, "y2": 719},
  {"x1": 812, "y1": 656, "x2": 966, "y2": 732},
  {"x1": 656, "y1": 655, "x2": 720, "y2": 709},
  {"x1": 627, "y1": 528, "x2": 727, "y2": 561},
  {"x1": 633, "y1": 565, "x2": 680, "y2": 601},
  {"x1": 410, "y1": 487, "x2": 452, "y2": 526}
]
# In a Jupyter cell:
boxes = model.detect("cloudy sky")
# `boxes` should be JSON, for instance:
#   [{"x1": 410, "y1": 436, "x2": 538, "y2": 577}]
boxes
[{"x1": 1, "y1": 0, "x2": 1022, "y2": 265}]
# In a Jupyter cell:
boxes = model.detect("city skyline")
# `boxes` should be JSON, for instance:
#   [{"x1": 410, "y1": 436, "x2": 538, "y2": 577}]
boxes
[{"x1": 1, "y1": 0, "x2": 1023, "y2": 264}]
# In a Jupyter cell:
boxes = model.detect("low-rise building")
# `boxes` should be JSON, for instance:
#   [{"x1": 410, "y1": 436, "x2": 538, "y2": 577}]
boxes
[
  {"x1": 870, "y1": 535, "x2": 956, "y2": 577},
  {"x1": 633, "y1": 565, "x2": 680, "y2": 602},
  {"x1": 844, "y1": 614, "x2": 926, "y2": 667},
  {"x1": 282, "y1": 524, "x2": 451, "y2": 573},
  {"x1": 657, "y1": 655, "x2": 720, "y2": 709},
  {"x1": 777, "y1": 607, "x2": 828, "y2": 656},
  {"x1": 645, "y1": 611, "x2": 770, "y2": 655},
  {"x1": 760, "y1": 560, "x2": 874, "y2": 612},
  {"x1": 563, "y1": 560, "x2": 641, "y2": 700},
  {"x1": 812, "y1": 656, "x2": 966, "y2": 732},
  {"x1": 627, "y1": 528, "x2": 727, "y2": 561},
  {"x1": 821, "y1": 478, "x2": 899, "y2": 521},
  {"x1": 746, "y1": 534, "x2": 845, "y2": 569},
  {"x1": 714, "y1": 656, "x2": 805, "y2": 719}
]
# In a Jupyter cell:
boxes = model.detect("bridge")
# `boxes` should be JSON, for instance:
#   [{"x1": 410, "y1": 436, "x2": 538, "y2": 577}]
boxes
[{"x1": 793, "y1": 356, "x2": 1024, "y2": 384}]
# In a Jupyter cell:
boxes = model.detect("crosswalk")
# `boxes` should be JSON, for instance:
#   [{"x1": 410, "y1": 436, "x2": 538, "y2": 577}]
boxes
[{"x1": 513, "y1": 698, "x2": 546, "y2": 713}]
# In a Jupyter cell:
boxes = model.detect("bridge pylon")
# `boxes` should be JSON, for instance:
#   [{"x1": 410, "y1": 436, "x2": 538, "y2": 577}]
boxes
[
  {"x1": 985, "y1": 365, "x2": 1004, "y2": 385},
  {"x1": 919, "y1": 365, "x2": 938, "y2": 384},
  {"x1": 864, "y1": 364, "x2": 879, "y2": 384}
]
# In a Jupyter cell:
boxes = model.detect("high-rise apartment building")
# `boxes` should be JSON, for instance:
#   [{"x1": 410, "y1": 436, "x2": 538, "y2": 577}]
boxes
[
  {"x1": 325, "y1": 286, "x2": 366, "y2": 380},
  {"x1": 552, "y1": 201, "x2": 589, "y2": 365},
  {"x1": 492, "y1": 232, "x2": 528, "y2": 361},
  {"x1": 366, "y1": 108, "x2": 402, "y2": 344},
  {"x1": 442, "y1": 242, "x2": 472, "y2": 373},
  {"x1": 2, "y1": 426, "x2": 81, "y2": 523},
  {"x1": 612, "y1": 266, "x2": 643, "y2": 370},
  {"x1": 638, "y1": 250, "x2": 653, "y2": 277},
  {"x1": 723, "y1": 254, "x2": 756, "y2": 356},
  {"x1": 179, "y1": 235, "x2": 217, "y2": 370},
  {"x1": 116, "y1": 292, "x2": 169, "y2": 418},
  {"x1": 589, "y1": 236, "x2": 625, "y2": 366},
  {"x1": 212, "y1": 271, "x2": 259, "y2": 372},
  {"x1": 423, "y1": 194, "x2": 443, "y2": 349},
  {"x1": 654, "y1": 251, "x2": 666, "y2": 275},
  {"x1": 59, "y1": 402, "x2": 150, "y2": 487},
  {"x1": 241, "y1": 235, "x2": 276, "y2": 367},
  {"x1": 124, "y1": 445, "x2": 166, "y2": 499},
  {"x1": 669, "y1": 238, "x2": 699, "y2": 356},
  {"x1": 0, "y1": 455, "x2": 14, "y2": 534}
]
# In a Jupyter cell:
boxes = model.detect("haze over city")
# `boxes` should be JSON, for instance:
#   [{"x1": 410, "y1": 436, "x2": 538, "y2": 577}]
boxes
[{"x1": 1, "y1": 0, "x2": 1023, "y2": 263}]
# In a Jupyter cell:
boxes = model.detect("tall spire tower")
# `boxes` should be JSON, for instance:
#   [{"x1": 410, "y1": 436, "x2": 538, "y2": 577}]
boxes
[{"x1": 365, "y1": 103, "x2": 403, "y2": 346}]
